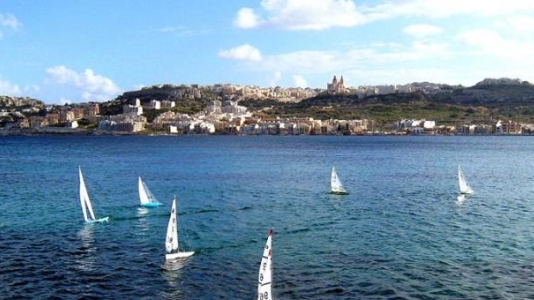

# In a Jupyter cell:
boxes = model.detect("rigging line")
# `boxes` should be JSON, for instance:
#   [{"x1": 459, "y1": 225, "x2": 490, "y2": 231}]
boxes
[{"x1": 178, "y1": 202, "x2": 194, "y2": 251}]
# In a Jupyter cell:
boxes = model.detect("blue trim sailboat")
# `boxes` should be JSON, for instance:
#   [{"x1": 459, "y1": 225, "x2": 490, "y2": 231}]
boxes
[
  {"x1": 138, "y1": 176, "x2": 163, "y2": 207},
  {"x1": 79, "y1": 167, "x2": 109, "y2": 224}
]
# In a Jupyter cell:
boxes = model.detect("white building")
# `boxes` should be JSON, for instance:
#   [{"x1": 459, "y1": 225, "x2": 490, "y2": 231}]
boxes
[
  {"x1": 148, "y1": 100, "x2": 161, "y2": 110},
  {"x1": 123, "y1": 99, "x2": 143, "y2": 116},
  {"x1": 206, "y1": 100, "x2": 222, "y2": 115},
  {"x1": 375, "y1": 85, "x2": 396, "y2": 95},
  {"x1": 222, "y1": 100, "x2": 247, "y2": 114}
]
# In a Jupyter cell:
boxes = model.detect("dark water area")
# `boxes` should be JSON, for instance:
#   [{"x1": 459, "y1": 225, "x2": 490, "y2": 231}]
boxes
[{"x1": 1, "y1": 135, "x2": 534, "y2": 299}]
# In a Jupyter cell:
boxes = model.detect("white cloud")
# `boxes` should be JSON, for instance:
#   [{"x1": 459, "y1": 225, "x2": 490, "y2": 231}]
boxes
[
  {"x1": 219, "y1": 44, "x2": 263, "y2": 61},
  {"x1": 234, "y1": 0, "x2": 534, "y2": 31},
  {"x1": 0, "y1": 13, "x2": 22, "y2": 29},
  {"x1": 257, "y1": 50, "x2": 341, "y2": 75},
  {"x1": 366, "y1": 0, "x2": 534, "y2": 19},
  {"x1": 0, "y1": 13, "x2": 22, "y2": 40},
  {"x1": 403, "y1": 24, "x2": 443, "y2": 38},
  {"x1": 268, "y1": 71, "x2": 282, "y2": 87},
  {"x1": 457, "y1": 29, "x2": 502, "y2": 47},
  {"x1": 292, "y1": 75, "x2": 308, "y2": 88},
  {"x1": 234, "y1": 0, "x2": 365, "y2": 30},
  {"x1": 234, "y1": 8, "x2": 260, "y2": 28},
  {"x1": 495, "y1": 15, "x2": 534, "y2": 33},
  {"x1": 457, "y1": 29, "x2": 534, "y2": 63},
  {"x1": 253, "y1": 42, "x2": 446, "y2": 75},
  {"x1": 45, "y1": 66, "x2": 122, "y2": 102},
  {"x1": 0, "y1": 76, "x2": 40, "y2": 97},
  {"x1": 46, "y1": 66, "x2": 79, "y2": 85},
  {"x1": 412, "y1": 41, "x2": 449, "y2": 56},
  {"x1": 222, "y1": 40, "x2": 462, "y2": 87},
  {"x1": 24, "y1": 85, "x2": 40, "y2": 93},
  {"x1": 0, "y1": 77, "x2": 21, "y2": 95}
]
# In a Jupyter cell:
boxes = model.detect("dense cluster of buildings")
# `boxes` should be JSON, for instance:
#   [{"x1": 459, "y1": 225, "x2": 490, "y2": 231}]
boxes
[
  {"x1": 0, "y1": 77, "x2": 531, "y2": 136},
  {"x1": 325, "y1": 75, "x2": 455, "y2": 97},
  {"x1": 395, "y1": 119, "x2": 524, "y2": 135}
]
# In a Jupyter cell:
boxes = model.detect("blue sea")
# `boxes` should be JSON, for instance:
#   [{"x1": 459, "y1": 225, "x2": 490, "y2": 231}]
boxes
[{"x1": 2, "y1": 135, "x2": 534, "y2": 299}]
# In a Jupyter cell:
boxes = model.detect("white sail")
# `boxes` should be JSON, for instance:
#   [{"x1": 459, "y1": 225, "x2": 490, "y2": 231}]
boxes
[
  {"x1": 257, "y1": 230, "x2": 273, "y2": 300},
  {"x1": 165, "y1": 196, "x2": 194, "y2": 261},
  {"x1": 79, "y1": 167, "x2": 96, "y2": 222},
  {"x1": 330, "y1": 167, "x2": 348, "y2": 195},
  {"x1": 166, "y1": 198, "x2": 179, "y2": 253},
  {"x1": 458, "y1": 165, "x2": 474, "y2": 195},
  {"x1": 138, "y1": 177, "x2": 162, "y2": 207},
  {"x1": 78, "y1": 167, "x2": 109, "y2": 224}
]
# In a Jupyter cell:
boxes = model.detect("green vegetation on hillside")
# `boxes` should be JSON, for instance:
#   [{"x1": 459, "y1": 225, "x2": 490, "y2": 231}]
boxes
[{"x1": 241, "y1": 85, "x2": 534, "y2": 125}]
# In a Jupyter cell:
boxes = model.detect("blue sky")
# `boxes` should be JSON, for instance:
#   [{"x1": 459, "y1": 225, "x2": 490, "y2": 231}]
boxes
[{"x1": 2, "y1": 0, "x2": 534, "y2": 104}]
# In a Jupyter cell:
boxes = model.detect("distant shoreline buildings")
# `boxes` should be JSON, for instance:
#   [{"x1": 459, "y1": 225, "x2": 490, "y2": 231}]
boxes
[{"x1": 0, "y1": 76, "x2": 532, "y2": 136}]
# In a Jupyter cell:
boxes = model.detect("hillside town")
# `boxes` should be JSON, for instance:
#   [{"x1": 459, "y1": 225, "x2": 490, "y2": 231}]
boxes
[{"x1": 0, "y1": 77, "x2": 532, "y2": 136}]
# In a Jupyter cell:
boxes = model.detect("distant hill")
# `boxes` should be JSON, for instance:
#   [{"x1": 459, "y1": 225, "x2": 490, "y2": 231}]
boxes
[
  {"x1": 96, "y1": 84, "x2": 216, "y2": 116},
  {"x1": 0, "y1": 96, "x2": 45, "y2": 109},
  {"x1": 5, "y1": 78, "x2": 534, "y2": 129},
  {"x1": 108, "y1": 79, "x2": 534, "y2": 126},
  {"x1": 242, "y1": 79, "x2": 534, "y2": 125}
]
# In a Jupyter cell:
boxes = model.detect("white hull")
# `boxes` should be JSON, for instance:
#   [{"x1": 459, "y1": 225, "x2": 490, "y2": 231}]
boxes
[
  {"x1": 165, "y1": 251, "x2": 195, "y2": 261},
  {"x1": 86, "y1": 217, "x2": 110, "y2": 224}
]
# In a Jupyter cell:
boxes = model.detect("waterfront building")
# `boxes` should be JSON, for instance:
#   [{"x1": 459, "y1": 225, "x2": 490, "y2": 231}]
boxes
[
  {"x1": 494, "y1": 120, "x2": 521, "y2": 134},
  {"x1": 98, "y1": 115, "x2": 146, "y2": 133}
]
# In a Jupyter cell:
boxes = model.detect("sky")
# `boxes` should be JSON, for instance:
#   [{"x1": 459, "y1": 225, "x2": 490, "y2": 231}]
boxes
[{"x1": 2, "y1": 0, "x2": 534, "y2": 104}]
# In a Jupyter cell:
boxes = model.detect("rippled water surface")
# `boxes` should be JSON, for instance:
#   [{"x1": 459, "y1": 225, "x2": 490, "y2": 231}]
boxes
[{"x1": 2, "y1": 135, "x2": 534, "y2": 299}]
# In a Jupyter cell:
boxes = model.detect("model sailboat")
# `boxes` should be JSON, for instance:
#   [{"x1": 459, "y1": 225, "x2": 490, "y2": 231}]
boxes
[
  {"x1": 165, "y1": 196, "x2": 194, "y2": 261},
  {"x1": 138, "y1": 177, "x2": 163, "y2": 207},
  {"x1": 458, "y1": 165, "x2": 474, "y2": 195},
  {"x1": 257, "y1": 230, "x2": 273, "y2": 300},
  {"x1": 330, "y1": 167, "x2": 349, "y2": 195},
  {"x1": 78, "y1": 167, "x2": 109, "y2": 223}
]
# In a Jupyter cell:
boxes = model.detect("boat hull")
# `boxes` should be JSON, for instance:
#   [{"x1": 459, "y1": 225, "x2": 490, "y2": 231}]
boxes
[
  {"x1": 166, "y1": 251, "x2": 194, "y2": 261},
  {"x1": 140, "y1": 202, "x2": 163, "y2": 208},
  {"x1": 86, "y1": 216, "x2": 110, "y2": 224},
  {"x1": 330, "y1": 191, "x2": 349, "y2": 195}
]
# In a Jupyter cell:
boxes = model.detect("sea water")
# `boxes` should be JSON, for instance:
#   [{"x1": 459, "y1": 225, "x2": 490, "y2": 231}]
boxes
[{"x1": 1, "y1": 135, "x2": 534, "y2": 299}]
